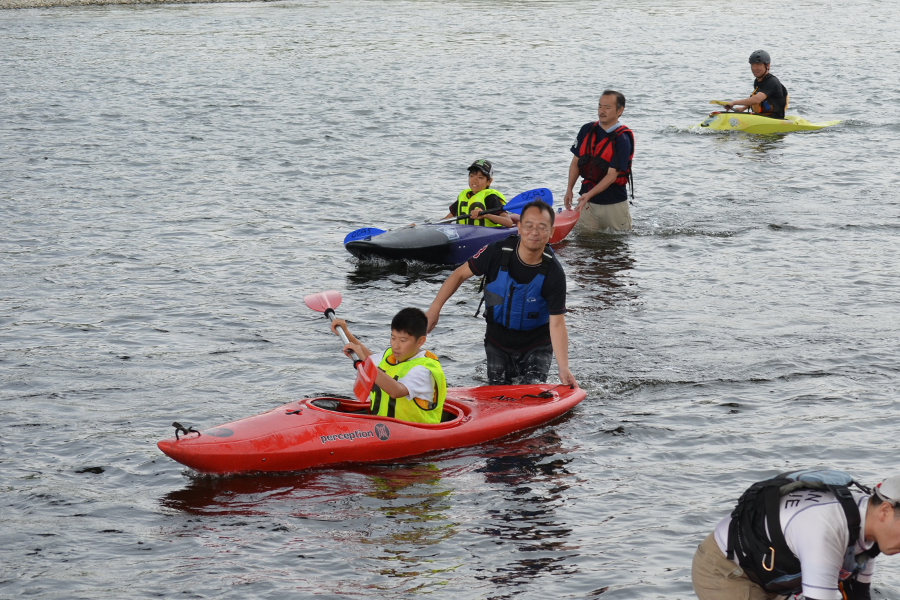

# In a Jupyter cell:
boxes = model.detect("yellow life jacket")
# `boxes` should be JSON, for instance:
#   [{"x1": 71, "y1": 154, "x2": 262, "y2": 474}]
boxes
[
  {"x1": 370, "y1": 349, "x2": 447, "y2": 424},
  {"x1": 454, "y1": 188, "x2": 507, "y2": 227}
]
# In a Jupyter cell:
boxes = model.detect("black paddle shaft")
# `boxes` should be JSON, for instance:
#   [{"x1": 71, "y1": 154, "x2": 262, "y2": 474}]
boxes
[{"x1": 449, "y1": 207, "x2": 504, "y2": 223}]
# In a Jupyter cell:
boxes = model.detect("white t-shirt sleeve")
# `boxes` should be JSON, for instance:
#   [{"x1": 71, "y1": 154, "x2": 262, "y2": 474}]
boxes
[
  {"x1": 397, "y1": 365, "x2": 435, "y2": 403},
  {"x1": 787, "y1": 512, "x2": 845, "y2": 599}
]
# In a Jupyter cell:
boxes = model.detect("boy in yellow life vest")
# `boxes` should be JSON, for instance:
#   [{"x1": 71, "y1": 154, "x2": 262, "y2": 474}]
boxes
[
  {"x1": 444, "y1": 159, "x2": 514, "y2": 228},
  {"x1": 330, "y1": 307, "x2": 447, "y2": 424}
]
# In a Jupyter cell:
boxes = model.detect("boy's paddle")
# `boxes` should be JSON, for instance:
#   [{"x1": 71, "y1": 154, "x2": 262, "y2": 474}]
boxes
[
  {"x1": 504, "y1": 187, "x2": 552, "y2": 214},
  {"x1": 342, "y1": 187, "x2": 553, "y2": 245},
  {"x1": 433, "y1": 206, "x2": 504, "y2": 225},
  {"x1": 303, "y1": 290, "x2": 377, "y2": 403},
  {"x1": 709, "y1": 100, "x2": 729, "y2": 106}
]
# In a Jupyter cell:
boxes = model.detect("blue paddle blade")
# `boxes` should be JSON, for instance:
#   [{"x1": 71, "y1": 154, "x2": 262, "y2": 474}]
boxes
[
  {"x1": 504, "y1": 188, "x2": 553, "y2": 214},
  {"x1": 343, "y1": 227, "x2": 386, "y2": 245}
]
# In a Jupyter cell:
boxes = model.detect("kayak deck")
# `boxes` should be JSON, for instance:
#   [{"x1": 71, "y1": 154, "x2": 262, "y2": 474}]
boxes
[
  {"x1": 345, "y1": 222, "x2": 516, "y2": 264},
  {"x1": 345, "y1": 209, "x2": 579, "y2": 265},
  {"x1": 699, "y1": 113, "x2": 841, "y2": 134},
  {"x1": 157, "y1": 384, "x2": 586, "y2": 475}
]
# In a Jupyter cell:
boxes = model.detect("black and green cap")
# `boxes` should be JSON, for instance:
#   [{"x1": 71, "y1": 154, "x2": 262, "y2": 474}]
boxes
[{"x1": 468, "y1": 159, "x2": 493, "y2": 178}]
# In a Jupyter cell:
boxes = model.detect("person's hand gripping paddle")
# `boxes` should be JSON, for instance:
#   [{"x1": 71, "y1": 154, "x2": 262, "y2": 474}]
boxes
[{"x1": 304, "y1": 290, "x2": 377, "y2": 402}]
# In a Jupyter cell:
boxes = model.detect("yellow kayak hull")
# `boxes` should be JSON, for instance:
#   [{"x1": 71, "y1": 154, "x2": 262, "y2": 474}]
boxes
[{"x1": 699, "y1": 113, "x2": 841, "y2": 134}]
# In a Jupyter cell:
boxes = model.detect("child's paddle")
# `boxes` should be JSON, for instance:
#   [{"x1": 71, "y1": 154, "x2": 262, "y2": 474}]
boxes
[
  {"x1": 504, "y1": 188, "x2": 552, "y2": 214},
  {"x1": 303, "y1": 290, "x2": 377, "y2": 403},
  {"x1": 342, "y1": 188, "x2": 553, "y2": 245}
]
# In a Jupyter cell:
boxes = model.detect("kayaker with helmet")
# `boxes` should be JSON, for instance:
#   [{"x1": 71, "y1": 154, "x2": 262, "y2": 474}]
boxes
[
  {"x1": 692, "y1": 470, "x2": 900, "y2": 600},
  {"x1": 330, "y1": 307, "x2": 447, "y2": 424},
  {"x1": 563, "y1": 90, "x2": 634, "y2": 232},
  {"x1": 723, "y1": 50, "x2": 789, "y2": 119},
  {"x1": 425, "y1": 199, "x2": 576, "y2": 387},
  {"x1": 443, "y1": 159, "x2": 514, "y2": 228}
]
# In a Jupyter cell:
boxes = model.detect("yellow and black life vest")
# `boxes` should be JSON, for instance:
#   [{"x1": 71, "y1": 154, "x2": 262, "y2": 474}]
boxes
[
  {"x1": 454, "y1": 189, "x2": 507, "y2": 227},
  {"x1": 370, "y1": 349, "x2": 447, "y2": 424}
]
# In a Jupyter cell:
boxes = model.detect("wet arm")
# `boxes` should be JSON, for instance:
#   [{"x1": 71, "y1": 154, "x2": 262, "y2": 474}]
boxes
[
  {"x1": 373, "y1": 370, "x2": 408, "y2": 399},
  {"x1": 576, "y1": 169, "x2": 619, "y2": 207},
  {"x1": 549, "y1": 314, "x2": 577, "y2": 386},
  {"x1": 425, "y1": 263, "x2": 474, "y2": 332},
  {"x1": 727, "y1": 92, "x2": 768, "y2": 110},
  {"x1": 481, "y1": 211, "x2": 514, "y2": 228},
  {"x1": 564, "y1": 155, "x2": 580, "y2": 208}
]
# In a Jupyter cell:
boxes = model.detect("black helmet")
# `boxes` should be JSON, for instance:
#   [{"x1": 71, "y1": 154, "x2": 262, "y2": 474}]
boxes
[{"x1": 749, "y1": 50, "x2": 771, "y2": 64}]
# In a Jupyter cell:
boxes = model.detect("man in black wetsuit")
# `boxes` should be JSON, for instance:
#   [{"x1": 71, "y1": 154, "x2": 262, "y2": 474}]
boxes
[{"x1": 724, "y1": 50, "x2": 788, "y2": 119}]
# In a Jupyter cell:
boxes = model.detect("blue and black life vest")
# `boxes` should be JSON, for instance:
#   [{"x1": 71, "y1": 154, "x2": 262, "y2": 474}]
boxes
[
  {"x1": 726, "y1": 469, "x2": 880, "y2": 595},
  {"x1": 481, "y1": 237, "x2": 553, "y2": 331}
]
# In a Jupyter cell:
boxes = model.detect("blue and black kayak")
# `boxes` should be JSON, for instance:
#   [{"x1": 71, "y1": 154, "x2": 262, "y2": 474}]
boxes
[
  {"x1": 345, "y1": 223, "x2": 518, "y2": 265},
  {"x1": 342, "y1": 188, "x2": 579, "y2": 266}
]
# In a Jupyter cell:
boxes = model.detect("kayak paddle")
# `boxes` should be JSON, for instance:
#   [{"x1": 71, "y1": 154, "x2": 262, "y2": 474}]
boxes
[
  {"x1": 303, "y1": 290, "x2": 378, "y2": 403},
  {"x1": 504, "y1": 187, "x2": 553, "y2": 213},
  {"x1": 342, "y1": 187, "x2": 553, "y2": 245},
  {"x1": 433, "y1": 206, "x2": 504, "y2": 225},
  {"x1": 709, "y1": 100, "x2": 729, "y2": 106}
]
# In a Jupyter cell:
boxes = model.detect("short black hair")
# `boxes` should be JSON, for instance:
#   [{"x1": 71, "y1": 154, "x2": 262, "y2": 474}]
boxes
[
  {"x1": 601, "y1": 90, "x2": 626, "y2": 110},
  {"x1": 391, "y1": 307, "x2": 428, "y2": 338},
  {"x1": 520, "y1": 199, "x2": 555, "y2": 226}
]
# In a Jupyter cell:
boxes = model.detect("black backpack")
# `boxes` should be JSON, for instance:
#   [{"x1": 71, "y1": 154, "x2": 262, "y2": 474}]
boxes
[{"x1": 726, "y1": 469, "x2": 879, "y2": 594}]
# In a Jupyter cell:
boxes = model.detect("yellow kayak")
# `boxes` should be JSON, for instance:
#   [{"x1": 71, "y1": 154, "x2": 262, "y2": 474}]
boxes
[{"x1": 699, "y1": 112, "x2": 841, "y2": 134}]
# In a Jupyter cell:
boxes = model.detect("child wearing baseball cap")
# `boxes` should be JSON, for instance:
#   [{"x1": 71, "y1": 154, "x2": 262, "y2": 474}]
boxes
[{"x1": 444, "y1": 159, "x2": 513, "y2": 228}]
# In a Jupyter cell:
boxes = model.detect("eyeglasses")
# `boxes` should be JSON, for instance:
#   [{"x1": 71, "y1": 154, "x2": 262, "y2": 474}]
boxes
[{"x1": 520, "y1": 223, "x2": 551, "y2": 234}]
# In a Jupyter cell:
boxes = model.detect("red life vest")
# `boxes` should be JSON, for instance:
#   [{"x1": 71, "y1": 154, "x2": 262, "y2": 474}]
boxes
[{"x1": 577, "y1": 123, "x2": 634, "y2": 198}]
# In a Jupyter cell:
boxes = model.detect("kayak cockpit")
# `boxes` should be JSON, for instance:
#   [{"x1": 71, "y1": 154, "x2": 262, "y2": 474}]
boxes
[{"x1": 304, "y1": 397, "x2": 464, "y2": 424}]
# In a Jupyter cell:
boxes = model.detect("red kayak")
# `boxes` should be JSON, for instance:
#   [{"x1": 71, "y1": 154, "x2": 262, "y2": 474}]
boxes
[
  {"x1": 549, "y1": 209, "x2": 580, "y2": 244},
  {"x1": 157, "y1": 384, "x2": 585, "y2": 475}
]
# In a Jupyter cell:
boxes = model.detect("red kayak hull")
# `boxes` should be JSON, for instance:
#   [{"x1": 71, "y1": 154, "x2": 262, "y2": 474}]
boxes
[
  {"x1": 157, "y1": 384, "x2": 585, "y2": 475},
  {"x1": 549, "y1": 209, "x2": 580, "y2": 244}
]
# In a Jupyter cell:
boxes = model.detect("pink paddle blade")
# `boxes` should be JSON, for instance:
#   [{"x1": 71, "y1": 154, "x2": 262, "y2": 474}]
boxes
[
  {"x1": 303, "y1": 290, "x2": 343, "y2": 313},
  {"x1": 352, "y1": 356, "x2": 378, "y2": 403}
]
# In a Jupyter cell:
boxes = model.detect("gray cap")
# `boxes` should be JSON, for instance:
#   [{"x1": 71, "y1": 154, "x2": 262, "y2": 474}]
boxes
[
  {"x1": 468, "y1": 159, "x2": 493, "y2": 178},
  {"x1": 874, "y1": 475, "x2": 900, "y2": 505}
]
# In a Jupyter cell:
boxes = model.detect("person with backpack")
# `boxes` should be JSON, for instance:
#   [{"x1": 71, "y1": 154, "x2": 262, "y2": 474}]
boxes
[
  {"x1": 692, "y1": 470, "x2": 900, "y2": 600},
  {"x1": 563, "y1": 90, "x2": 634, "y2": 231},
  {"x1": 722, "y1": 50, "x2": 789, "y2": 119}
]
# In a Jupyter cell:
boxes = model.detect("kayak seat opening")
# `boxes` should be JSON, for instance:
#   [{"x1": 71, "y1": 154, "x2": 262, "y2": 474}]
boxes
[
  {"x1": 310, "y1": 398, "x2": 369, "y2": 413},
  {"x1": 309, "y1": 398, "x2": 463, "y2": 423}
]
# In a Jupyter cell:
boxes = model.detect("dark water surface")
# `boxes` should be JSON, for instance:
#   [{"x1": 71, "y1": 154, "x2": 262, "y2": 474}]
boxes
[{"x1": 2, "y1": 0, "x2": 899, "y2": 597}]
